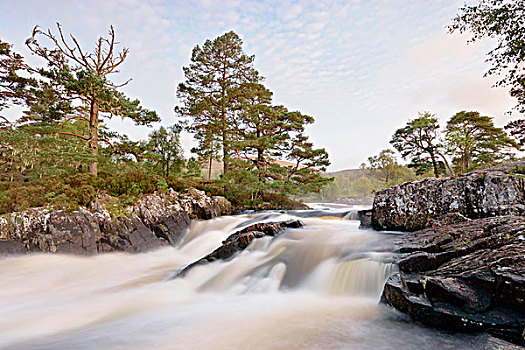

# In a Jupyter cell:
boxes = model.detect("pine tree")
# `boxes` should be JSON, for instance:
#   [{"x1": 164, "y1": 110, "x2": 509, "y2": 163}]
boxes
[
  {"x1": 449, "y1": 0, "x2": 525, "y2": 113},
  {"x1": 146, "y1": 125, "x2": 184, "y2": 178},
  {"x1": 445, "y1": 111, "x2": 518, "y2": 173},
  {"x1": 25, "y1": 24, "x2": 160, "y2": 176},
  {"x1": 391, "y1": 112, "x2": 453, "y2": 177},
  {"x1": 176, "y1": 31, "x2": 261, "y2": 175},
  {"x1": 0, "y1": 39, "x2": 36, "y2": 110}
]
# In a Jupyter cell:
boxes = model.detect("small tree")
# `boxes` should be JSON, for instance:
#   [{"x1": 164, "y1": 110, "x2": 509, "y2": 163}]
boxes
[
  {"x1": 445, "y1": 111, "x2": 518, "y2": 173},
  {"x1": 391, "y1": 112, "x2": 453, "y2": 178},
  {"x1": 26, "y1": 24, "x2": 160, "y2": 176},
  {"x1": 147, "y1": 125, "x2": 184, "y2": 178},
  {"x1": 365, "y1": 149, "x2": 400, "y2": 185},
  {"x1": 449, "y1": 0, "x2": 525, "y2": 113}
]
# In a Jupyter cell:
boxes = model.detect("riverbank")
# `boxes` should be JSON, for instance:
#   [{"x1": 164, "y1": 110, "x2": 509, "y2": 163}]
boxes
[
  {"x1": 0, "y1": 188, "x2": 231, "y2": 255},
  {"x1": 367, "y1": 163, "x2": 525, "y2": 346}
]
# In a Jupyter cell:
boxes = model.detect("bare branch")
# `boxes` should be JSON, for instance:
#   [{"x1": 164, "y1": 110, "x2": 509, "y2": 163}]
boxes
[
  {"x1": 107, "y1": 78, "x2": 131, "y2": 88},
  {"x1": 59, "y1": 131, "x2": 90, "y2": 140},
  {"x1": 99, "y1": 25, "x2": 116, "y2": 70},
  {"x1": 99, "y1": 137, "x2": 124, "y2": 153},
  {"x1": 58, "y1": 115, "x2": 90, "y2": 128}
]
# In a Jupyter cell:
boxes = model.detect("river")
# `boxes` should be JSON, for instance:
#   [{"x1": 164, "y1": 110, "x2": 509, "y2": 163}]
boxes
[{"x1": 0, "y1": 205, "x2": 482, "y2": 349}]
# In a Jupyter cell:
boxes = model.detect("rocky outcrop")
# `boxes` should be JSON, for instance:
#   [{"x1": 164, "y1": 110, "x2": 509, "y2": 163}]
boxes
[
  {"x1": 381, "y1": 216, "x2": 525, "y2": 345},
  {"x1": 177, "y1": 220, "x2": 303, "y2": 277},
  {"x1": 371, "y1": 162, "x2": 525, "y2": 231},
  {"x1": 0, "y1": 188, "x2": 231, "y2": 255}
]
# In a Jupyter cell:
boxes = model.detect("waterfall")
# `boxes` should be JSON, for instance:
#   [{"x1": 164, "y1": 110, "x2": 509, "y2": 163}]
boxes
[{"x1": 0, "y1": 207, "x2": 480, "y2": 350}]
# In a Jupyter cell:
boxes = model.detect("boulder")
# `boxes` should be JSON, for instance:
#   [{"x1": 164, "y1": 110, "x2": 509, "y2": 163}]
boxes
[
  {"x1": 176, "y1": 219, "x2": 303, "y2": 277},
  {"x1": 372, "y1": 162, "x2": 525, "y2": 231},
  {"x1": 381, "y1": 216, "x2": 525, "y2": 345}
]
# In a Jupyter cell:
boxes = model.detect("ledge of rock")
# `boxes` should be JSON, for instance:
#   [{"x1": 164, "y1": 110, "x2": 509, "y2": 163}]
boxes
[
  {"x1": 176, "y1": 219, "x2": 303, "y2": 277},
  {"x1": 381, "y1": 215, "x2": 525, "y2": 345},
  {"x1": 371, "y1": 162, "x2": 525, "y2": 231},
  {"x1": 0, "y1": 188, "x2": 231, "y2": 255}
]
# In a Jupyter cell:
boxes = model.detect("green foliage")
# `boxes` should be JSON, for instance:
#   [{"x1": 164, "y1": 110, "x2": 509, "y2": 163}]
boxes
[
  {"x1": 1, "y1": 31, "x2": 330, "y2": 213},
  {"x1": 176, "y1": 31, "x2": 261, "y2": 174},
  {"x1": 176, "y1": 31, "x2": 332, "y2": 207},
  {"x1": 312, "y1": 163, "x2": 418, "y2": 202},
  {"x1": 25, "y1": 24, "x2": 160, "y2": 175},
  {"x1": 0, "y1": 39, "x2": 37, "y2": 110},
  {"x1": 146, "y1": 125, "x2": 184, "y2": 178},
  {"x1": 449, "y1": 0, "x2": 525, "y2": 113},
  {"x1": 0, "y1": 123, "x2": 94, "y2": 182},
  {"x1": 390, "y1": 112, "x2": 452, "y2": 178},
  {"x1": 364, "y1": 149, "x2": 403, "y2": 184},
  {"x1": 445, "y1": 111, "x2": 518, "y2": 173},
  {"x1": 505, "y1": 119, "x2": 525, "y2": 146}
]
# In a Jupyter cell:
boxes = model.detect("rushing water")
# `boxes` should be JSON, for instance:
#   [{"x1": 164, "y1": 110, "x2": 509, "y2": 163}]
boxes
[{"x1": 0, "y1": 206, "x2": 482, "y2": 349}]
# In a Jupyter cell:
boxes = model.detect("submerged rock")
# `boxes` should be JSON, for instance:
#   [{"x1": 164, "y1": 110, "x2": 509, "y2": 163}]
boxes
[
  {"x1": 177, "y1": 219, "x2": 304, "y2": 277},
  {"x1": 0, "y1": 189, "x2": 231, "y2": 255},
  {"x1": 371, "y1": 162, "x2": 525, "y2": 231},
  {"x1": 381, "y1": 216, "x2": 525, "y2": 345}
]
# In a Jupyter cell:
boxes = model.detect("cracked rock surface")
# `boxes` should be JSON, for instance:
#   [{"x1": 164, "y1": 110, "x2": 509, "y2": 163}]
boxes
[
  {"x1": 381, "y1": 215, "x2": 525, "y2": 345},
  {"x1": 0, "y1": 189, "x2": 231, "y2": 255},
  {"x1": 372, "y1": 162, "x2": 525, "y2": 231}
]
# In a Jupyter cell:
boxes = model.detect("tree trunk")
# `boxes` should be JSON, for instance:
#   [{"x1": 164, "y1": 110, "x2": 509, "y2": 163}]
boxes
[
  {"x1": 88, "y1": 100, "x2": 99, "y2": 176},
  {"x1": 222, "y1": 135, "x2": 228, "y2": 174},
  {"x1": 208, "y1": 155, "x2": 213, "y2": 180},
  {"x1": 430, "y1": 153, "x2": 439, "y2": 178},
  {"x1": 438, "y1": 152, "x2": 455, "y2": 176}
]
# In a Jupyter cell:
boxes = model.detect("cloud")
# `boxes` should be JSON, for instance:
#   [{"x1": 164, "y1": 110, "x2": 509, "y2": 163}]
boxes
[{"x1": 0, "y1": 0, "x2": 516, "y2": 170}]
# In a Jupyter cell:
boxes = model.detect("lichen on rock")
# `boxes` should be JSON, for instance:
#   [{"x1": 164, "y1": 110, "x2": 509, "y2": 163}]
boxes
[{"x1": 0, "y1": 189, "x2": 232, "y2": 255}]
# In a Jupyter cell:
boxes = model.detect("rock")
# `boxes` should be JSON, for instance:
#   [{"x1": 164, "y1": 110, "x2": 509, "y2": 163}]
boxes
[
  {"x1": 372, "y1": 162, "x2": 525, "y2": 231},
  {"x1": 358, "y1": 209, "x2": 373, "y2": 229},
  {"x1": 0, "y1": 189, "x2": 231, "y2": 255},
  {"x1": 381, "y1": 216, "x2": 525, "y2": 345},
  {"x1": 0, "y1": 241, "x2": 27, "y2": 255},
  {"x1": 474, "y1": 334, "x2": 525, "y2": 350},
  {"x1": 177, "y1": 219, "x2": 303, "y2": 277}
]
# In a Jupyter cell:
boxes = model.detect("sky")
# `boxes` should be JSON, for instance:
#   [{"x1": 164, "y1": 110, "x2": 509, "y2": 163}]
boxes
[{"x1": 0, "y1": 0, "x2": 520, "y2": 171}]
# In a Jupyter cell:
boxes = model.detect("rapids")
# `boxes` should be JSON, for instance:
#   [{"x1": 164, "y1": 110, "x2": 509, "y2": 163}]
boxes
[{"x1": 0, "y1": 206, "x2": 483, "y2": 349}]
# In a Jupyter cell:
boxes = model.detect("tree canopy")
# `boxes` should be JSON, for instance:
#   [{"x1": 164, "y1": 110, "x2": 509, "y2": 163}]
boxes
[
  {"x1": 25, "y1": 24, "x2": 160, "y2": 175},
  {"x1": 176, "y1": 31, "x2": 261, "y2": 175},
  {"x1": 176, "y1": 31, "x2": 331, "y2": 206},
  {"x1": 449, "y1": 0, "x2": 525, "y2": 113},
  {"x1": 390, "y1": 112, "x2": 452, "y2": 178},
  {"x1": 1, "y1": 28, "x2": 331, "y2": 212},
  {"x1": 445, "y1": 111, "x2": 518, "y2": 173}
]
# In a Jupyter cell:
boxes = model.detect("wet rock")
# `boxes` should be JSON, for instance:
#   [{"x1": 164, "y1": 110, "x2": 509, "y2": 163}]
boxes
[
  {"x1": 372, "y1": 162, "x2": 525, "y2": 231},
  {"x1": 381, "y1": 216, "x2": 525, "y2": 345},
  {"x1": 177, "y1": 219, "x2": 304, "y2": 277},
  {"x1": 0, "y1": 189, "x2": 231, "y2": 255},
  {"x1": 358, "y1": 209, "x2": 373, "y2": 229},
  {"x1": 474, "y1": 334, "x2": 525, "y2": 350}
]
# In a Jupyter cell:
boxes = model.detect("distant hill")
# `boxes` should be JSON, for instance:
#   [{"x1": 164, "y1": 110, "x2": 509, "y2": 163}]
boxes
[{"x1": 328, "y1": 168, "x2": 372, "y2": 179}]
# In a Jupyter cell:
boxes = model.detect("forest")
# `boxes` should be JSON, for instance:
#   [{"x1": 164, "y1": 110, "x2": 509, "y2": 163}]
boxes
[{"x1": 0, "y1": 28, "x2": 330, "y2": 213}]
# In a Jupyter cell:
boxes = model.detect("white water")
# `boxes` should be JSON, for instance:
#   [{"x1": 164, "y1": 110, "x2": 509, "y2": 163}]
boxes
[{"x1": 0, "y1": 210, "x2": 480, "y2": 349}]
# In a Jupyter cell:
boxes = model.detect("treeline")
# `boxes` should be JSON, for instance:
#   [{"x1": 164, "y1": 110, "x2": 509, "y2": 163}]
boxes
[
  {"x1": 310, "y1": 151, "x2": 419, "y2": 203},
  {"x1": 319, "y1": 0, "x2": 525, "y2": 203},
  {"x1": 313, "y1": 108, "x2": 524, "y2": 203},
  {"x1": 391, "y1": 110, "x2": 520, "y2": 177},
  {"x1": 0, "y1": 26, "x2": 330, "y2": 213}
]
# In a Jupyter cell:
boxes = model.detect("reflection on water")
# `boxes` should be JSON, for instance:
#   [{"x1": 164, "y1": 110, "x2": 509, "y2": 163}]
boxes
[{"x1": 0, "y1": 211, "x2": 480, "y2": 349}]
